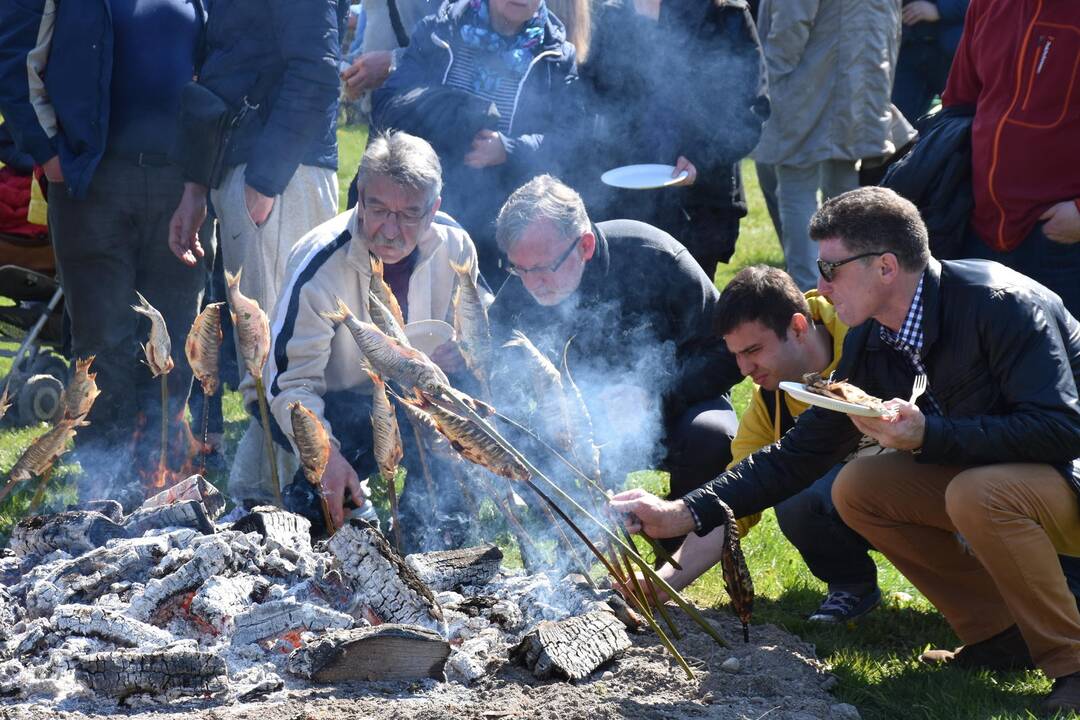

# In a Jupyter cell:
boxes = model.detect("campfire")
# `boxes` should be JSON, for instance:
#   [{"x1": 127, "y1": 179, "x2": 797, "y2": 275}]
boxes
[{"x1": 0, "y1": 477, "x2": 647, "y2": 706}]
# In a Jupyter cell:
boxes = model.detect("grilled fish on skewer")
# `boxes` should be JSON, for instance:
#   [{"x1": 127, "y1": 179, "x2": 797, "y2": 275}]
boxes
[
  {"x1": 185, "y1": 302, "x2": 224, "y2": 396},
  {"x1": 131, "y1": 292, "x2": 174, "y2": 376},
  {"x1": 367, "y1": 371, "x2": 404, "y2": 483},
  {"x1": 290, "y1": 400, "x2": 336, "y2": 534},
  {"x1": 449, "y1": 256, "x2": 492, "y2": 395},
  {"x1": 560, "y1": 344, "x2": 601, "y2": 484},
  {"x1": 61, "y1": 357, "x2": 100, "y2": 421},
  {"x1": 5, "y1": 418, "x2": 83, "y2": 489},
  {"x1": 289, "y1": 401, "x2": 331, "y2": 487},
  {"x1": 369, "y1": 255, "x2": 406, "y2": 328},
  {"x1": 504, "y1": 331, "x2": 572, "y2": 450},
  {"x1": 369, "y1": 291, "x2": 410, "y2": 347},
  {"x1": 322, "y1": 298, "x2": 449, "y2": 395},
  {"x1": 716, "y1": 499, "x2": 754, "y2": 642},
  {"x1": 407, "y1": 392, "x2": 529, "y2": 482},
  {"x1": 368, "y1": 370, "x2": 404, "y2": 547},
  {"x1": 225, "y1": 269, "x2": 271, "y2": 377}
]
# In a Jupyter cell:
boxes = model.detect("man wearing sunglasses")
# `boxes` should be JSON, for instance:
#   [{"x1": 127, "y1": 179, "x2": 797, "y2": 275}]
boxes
[
  {"x1": 266, "y1": 131, "x2": 487, "y2": 549},
  {"x1": 612, "y1": 186, "x2": 1080, "y2": 714},
  {"x1": 488, "y1": 175, "x2": 743, "y2": 537}
]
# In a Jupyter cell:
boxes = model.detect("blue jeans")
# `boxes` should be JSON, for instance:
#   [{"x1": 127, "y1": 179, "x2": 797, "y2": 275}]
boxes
[
  {"x1": 775, "y1": 463, "x2": 877, "y2": 594},
  {"x1": 962, "y1": 222, "x2": 1080, "y2": 320}
]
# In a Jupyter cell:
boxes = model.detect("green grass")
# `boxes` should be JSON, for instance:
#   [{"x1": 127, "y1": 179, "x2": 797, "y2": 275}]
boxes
[{"x1": 0, "y1": 144, "x2": 1061, "y2": 719}]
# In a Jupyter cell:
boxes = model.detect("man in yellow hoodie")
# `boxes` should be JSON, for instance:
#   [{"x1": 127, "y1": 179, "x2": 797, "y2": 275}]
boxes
[{"x1": 656, "y1": 265, "x2": 882, "y2": 623}]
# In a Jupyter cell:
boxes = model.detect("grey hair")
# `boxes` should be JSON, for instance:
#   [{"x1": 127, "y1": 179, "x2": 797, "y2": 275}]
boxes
[
  {"x1": 496, "y1": 175, "x2": 591, "y2": 252},
  {"x1": 355, "y1": 130, "x2": 443, "y2": 207}
]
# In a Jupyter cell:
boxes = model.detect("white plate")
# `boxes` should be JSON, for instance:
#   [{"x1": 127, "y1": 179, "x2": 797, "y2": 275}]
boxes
[
  {"x1": 601, "y1": 164, "x2": 689, "y2": 190},
  {"x1": 778, "y1": 381, "x2": 889, "y2": 418},
  {"x1": 404, "y1": 319, "x2": 455, "y2": 356}
]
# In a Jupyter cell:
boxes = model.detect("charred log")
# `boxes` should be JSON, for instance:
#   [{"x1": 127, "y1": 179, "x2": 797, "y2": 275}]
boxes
[
  {"x1": 328, "y1": 519, "x2": 445, "y2": 634},
  {"x1": 188, "y1": 574, "x2": 264, "y2": 634},
  {"x1": 73, "y1": 499, "x2": 125, "y2": 523},
  {"x1": 405, "y1": 544, "x2": 503, "y2": 592},
  {"x1": 127, "y1": 537, "x2": 232, "y2": 621},
  {"x1": 231, "y1": 507, "x2": 312, "y2": 555},
  {"x1": 565, "y1": 574, "x2": 645, "y2": 631},
  {"x1": 287, "y1": 624, "x2": 450, "y2": 682},
  {"x1": 230, "y1": 598, "x2": 354, "y2": 646},
  {"x1": 141, "y1": 475, "x2": 225, "y2": 520},
  {"x1": 512, "y1": 611, "x2": 631, "y2": 681},
  {"x1": 10, "y1": 511, "x2": 128, "y2": 558},
  {"x1": 53, "y1": 604, "x2": 173, "y2": 648},
  {"x1": 124, "y1": 499, "x2": 215, "y2": 536},
  {"x1": 74, "y1": 649, "x2": 228, "y2": 698}
]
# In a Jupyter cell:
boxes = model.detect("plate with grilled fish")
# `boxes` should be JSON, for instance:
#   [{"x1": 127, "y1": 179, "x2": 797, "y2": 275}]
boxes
[{"x1": 779, "y1": 373, "x2": 895, "y2": 418}]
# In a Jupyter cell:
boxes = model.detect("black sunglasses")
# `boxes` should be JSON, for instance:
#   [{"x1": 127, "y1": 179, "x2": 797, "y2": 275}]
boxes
[
  {"x1": 816, "y1": 251, "x2": 888, "y2": 282},
  {"x1": 506, "y1": 235, "x2": 582, "y2": 277}
]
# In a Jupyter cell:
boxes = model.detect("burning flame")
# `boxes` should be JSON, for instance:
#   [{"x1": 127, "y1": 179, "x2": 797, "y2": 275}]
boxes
[{"x1": 132, "y1": 409, "x2": 207, "y2": 493}]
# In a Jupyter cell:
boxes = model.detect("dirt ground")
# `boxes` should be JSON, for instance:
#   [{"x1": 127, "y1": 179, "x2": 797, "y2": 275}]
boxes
[{"x1": 1, "y1": 609, "x2": 860, "y2": 720}]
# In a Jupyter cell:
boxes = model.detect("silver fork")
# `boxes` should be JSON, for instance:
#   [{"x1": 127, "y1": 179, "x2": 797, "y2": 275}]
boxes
[{"x1": 908, "y1": 374, "x2": 928, "y2": 405}]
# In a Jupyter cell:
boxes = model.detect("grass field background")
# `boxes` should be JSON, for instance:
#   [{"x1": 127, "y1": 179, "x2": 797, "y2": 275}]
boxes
[{"x1": 0, "y1": 122, "x2": 1058, "y2": 719}]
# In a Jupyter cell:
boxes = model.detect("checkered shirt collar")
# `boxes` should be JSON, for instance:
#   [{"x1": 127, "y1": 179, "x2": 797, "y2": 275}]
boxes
[{"x1": 880, "y1": 274, "x2": 926, "y2": 355}]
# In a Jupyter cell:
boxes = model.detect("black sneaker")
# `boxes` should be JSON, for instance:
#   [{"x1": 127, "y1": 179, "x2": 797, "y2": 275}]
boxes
[{"x1": 808, "y1": 587, "x2": 882, "y2": 624}]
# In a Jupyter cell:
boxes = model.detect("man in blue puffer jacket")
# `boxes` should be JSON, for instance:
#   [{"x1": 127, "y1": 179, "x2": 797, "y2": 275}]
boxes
[{"x1": 0, "y1": 0, "x2": 209, "y2": 504}]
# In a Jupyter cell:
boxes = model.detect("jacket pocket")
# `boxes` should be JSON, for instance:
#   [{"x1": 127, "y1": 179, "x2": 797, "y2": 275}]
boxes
[{"x1": 1008, "y1": 23, "x2": 1080, "y2": 129}]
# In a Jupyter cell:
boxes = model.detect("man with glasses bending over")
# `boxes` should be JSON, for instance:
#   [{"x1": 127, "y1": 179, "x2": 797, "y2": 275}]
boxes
[
  {"x1": 611, "y1": 186, "x2": 1080, "y2": 715},
  {"x1": 489, "y1": 175, "x2": 743, "y2": 536},
  {"x1": 267, "y1": 131, "x2": 487, "y2": 549}
]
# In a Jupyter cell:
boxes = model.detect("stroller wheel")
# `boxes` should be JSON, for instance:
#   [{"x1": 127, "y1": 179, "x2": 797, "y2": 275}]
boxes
[
  {"x1": 17, "y1": 374, "x2": 64, "y2": 425},
  {"x1": 28, "y1": 353, "x2": 68, "y2": 383}
]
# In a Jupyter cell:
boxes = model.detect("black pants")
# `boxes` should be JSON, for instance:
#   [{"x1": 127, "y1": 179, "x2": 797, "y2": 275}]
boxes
[
  {"x1": 775, "y1": 463, "x2": 877, "y2": 593},
  {"x1": 49, "y1": 155, "x2": 210, "y2": 503}
]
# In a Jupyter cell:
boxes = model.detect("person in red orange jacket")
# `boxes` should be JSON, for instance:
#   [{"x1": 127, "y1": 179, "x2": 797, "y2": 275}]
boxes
[{"x1": 943, "y1": 0, "x2": 1080, "y2": 317}]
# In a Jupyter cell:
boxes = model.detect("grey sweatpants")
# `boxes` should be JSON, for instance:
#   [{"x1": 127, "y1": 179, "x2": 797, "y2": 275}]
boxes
[
  {"x1": 760, "y1": 160, "x2": 859, "y2": 291},
  {"x1": 211, "y1": 163, "x2": 338, "y2": 504}
]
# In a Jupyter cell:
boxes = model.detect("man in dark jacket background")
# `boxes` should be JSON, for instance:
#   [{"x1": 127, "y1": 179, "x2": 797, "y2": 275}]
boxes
[
  {"x1": 612, "y1": 186, "x2": 1080, "y2": 715},
  {"x1": 489, "y1": 175, "x2": 743, "y2": 520},
  {"x1": 168, "y1": 0, "x2": 344, "y2": 505},
  {"x1": 0, "y1": 0, "x2": 208, "y2": 504},
  {"x1": 577, "y1": 0, "x2": 769, "y2": 281}
]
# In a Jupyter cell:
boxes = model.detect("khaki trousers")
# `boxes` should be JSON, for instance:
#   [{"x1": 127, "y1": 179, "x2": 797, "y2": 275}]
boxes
[{"x1": 832, "y1": 453, "x2": 1080, "y2": 678}]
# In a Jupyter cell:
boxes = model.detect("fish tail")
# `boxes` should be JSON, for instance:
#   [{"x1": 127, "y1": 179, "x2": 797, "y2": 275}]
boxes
[
  {"x1": 225, "y1": 268, "x2": 243, "y2": 289},
  {"x1": 320, "y1": 297, "x2": 352, "y2": 325},
  {"x1": 449, "y1": 256, "x2": 472, "y2": 277}
]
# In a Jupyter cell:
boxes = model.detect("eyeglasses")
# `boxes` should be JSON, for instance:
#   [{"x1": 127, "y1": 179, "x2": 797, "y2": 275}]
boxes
[
  {"x1": 816, "y1": 251, "x2": 888, "y2": 282},
  {"x1": 361, "y1": 194, "x2": 431, "y2": 229},
  {"x1": 506, "y1": 235, "x2": 582, "y2": 277}
]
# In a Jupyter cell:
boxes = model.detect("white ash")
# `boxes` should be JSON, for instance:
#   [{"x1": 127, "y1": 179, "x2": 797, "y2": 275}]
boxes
[{"x1": 1, "y1": 500, "x2": 641, "y2": 711}]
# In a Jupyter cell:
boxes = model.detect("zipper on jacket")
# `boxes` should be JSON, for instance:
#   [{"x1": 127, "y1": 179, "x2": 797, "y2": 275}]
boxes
[
  {"x1": 431, "y1": 32, "x2": 455, "y2": 85},
  {"x1": 1021, "y1": 35, "x2": 1054, "y2": 111},
  {"x1": 986, "y1": 0, "x2": 1042, "y2": 251},
  {"x1": 507, "y1": 50, "x2": 559, "y2": 136}
]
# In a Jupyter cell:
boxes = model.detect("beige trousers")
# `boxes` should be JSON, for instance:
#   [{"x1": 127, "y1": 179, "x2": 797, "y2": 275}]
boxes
[
  {"x1": 832, "y1": 453, "x2": 1080, "y2": 678},
  {"x1": 212, "y1": 164, "x2": 338, "y2": 503}
]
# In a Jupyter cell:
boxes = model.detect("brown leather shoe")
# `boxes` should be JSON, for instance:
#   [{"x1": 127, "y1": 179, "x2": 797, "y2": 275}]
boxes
[
  {"x1": 1042, "y1": 672, "x2": 1080, "y2": 716},
  {"x1": 918, "y1": 624, "x2": 1035, "y2": 671}
]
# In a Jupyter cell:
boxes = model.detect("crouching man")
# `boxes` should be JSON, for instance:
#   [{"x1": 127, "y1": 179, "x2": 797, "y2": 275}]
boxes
[
  {"x1": 267, "y1": 131, "x2": 488, "y2": 550},
  {"x1": 488, "y1": 175, "x2": 743, "y2": 509},
  {"x1": 612, "y1": 187, "x2": 1080, "y2": 715}
]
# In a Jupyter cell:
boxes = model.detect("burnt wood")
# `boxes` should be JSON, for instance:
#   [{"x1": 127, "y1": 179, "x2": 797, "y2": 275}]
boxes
[
  {"x1": 513, "y1": 611, "x2": 631, "y2": 681},
  {"x1": 287, "y1": 624, "x2": 450, "y2": 682},
  {"x1": 10, "y1": 511, "x2": 128, "y2": 558},
  {"x1": 405, "y1": 544, "x2": 503, "y2": 591},
  {"x1": 75, "y1": 649, "x2": 228, "y2": 698}
]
